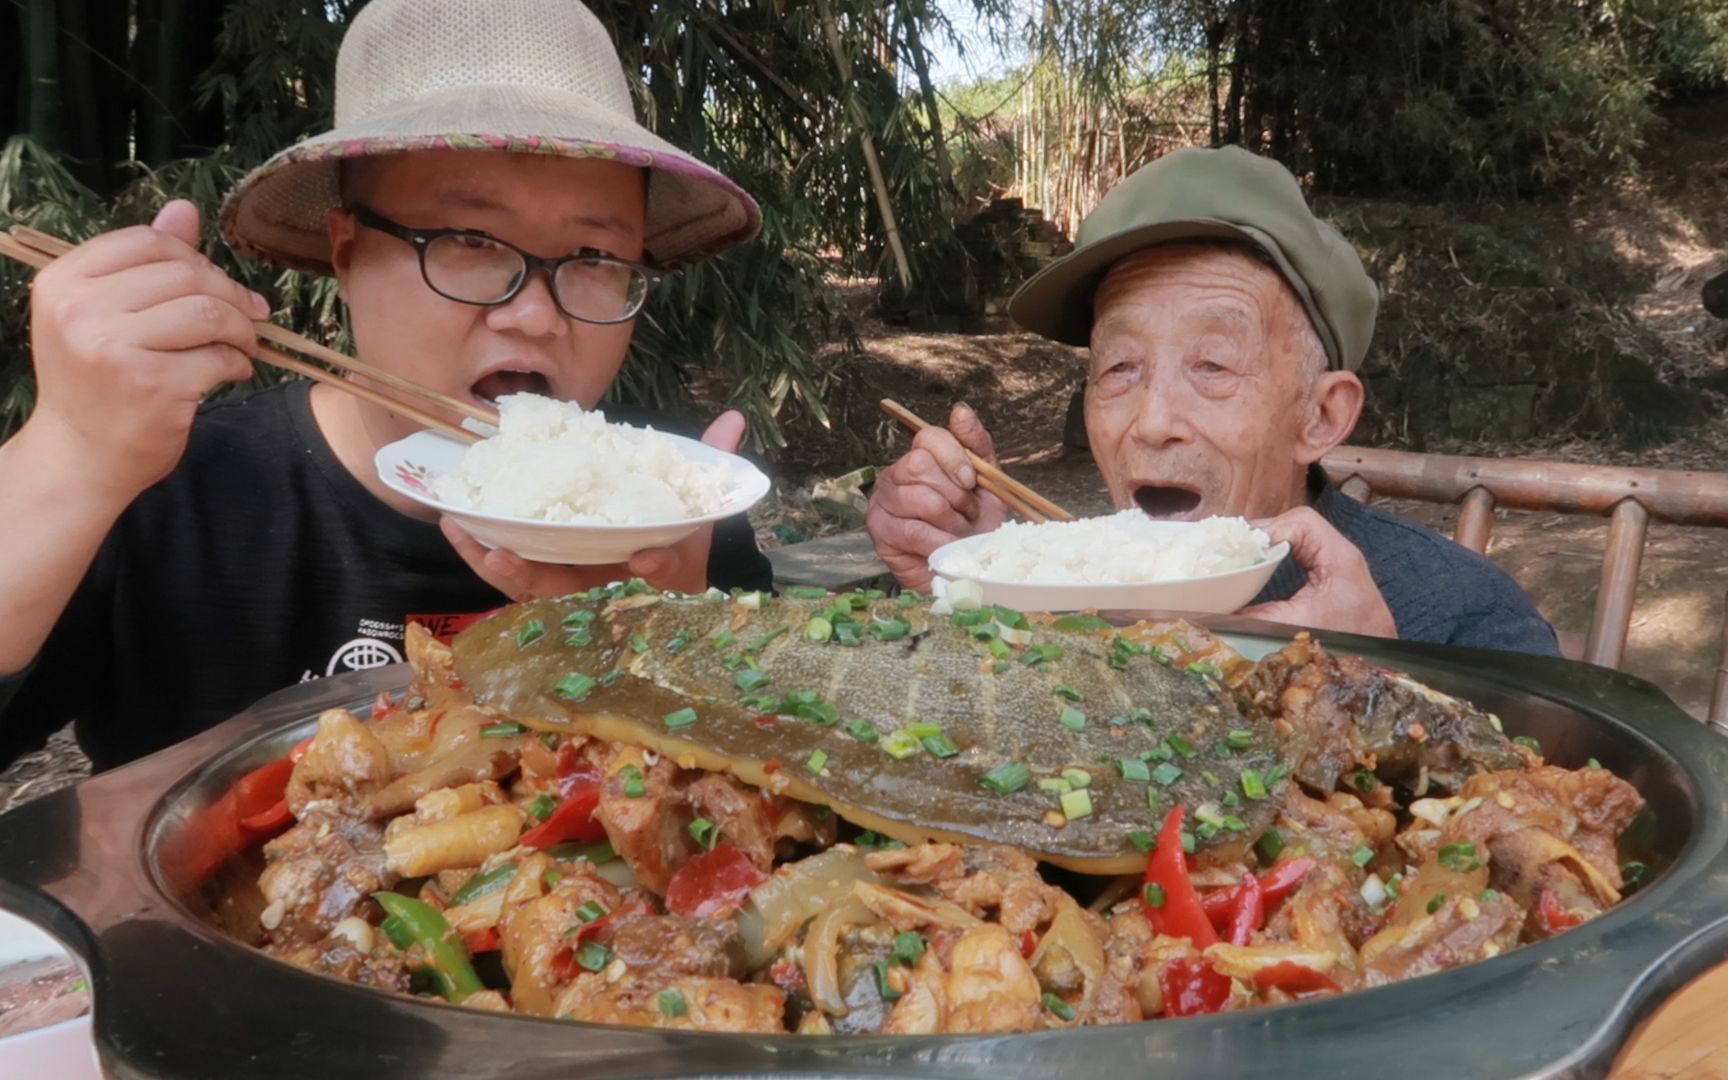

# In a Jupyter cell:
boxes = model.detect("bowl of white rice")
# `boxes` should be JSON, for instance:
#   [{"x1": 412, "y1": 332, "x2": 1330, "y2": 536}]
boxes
[
  {"x1": 375, "y1": 394, "x2": 770, "y2": 565},
  {"x1": 927, "y1": 512, "x2": 1289, "y2": 614}
]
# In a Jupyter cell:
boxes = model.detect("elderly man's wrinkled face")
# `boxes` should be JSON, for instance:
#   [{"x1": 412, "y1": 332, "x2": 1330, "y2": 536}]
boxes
[{"x1": 1085, "y1": 243, "x2": 1360, "y2": 522}]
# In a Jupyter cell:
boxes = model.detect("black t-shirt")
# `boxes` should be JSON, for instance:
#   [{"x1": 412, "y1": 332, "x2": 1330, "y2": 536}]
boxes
[{"x1": 0, "y1": 381, "x2": 772, "y2": 771}]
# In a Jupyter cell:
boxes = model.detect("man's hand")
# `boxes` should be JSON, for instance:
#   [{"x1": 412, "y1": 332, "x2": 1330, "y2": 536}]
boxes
[
  {"x1": 27, "y1": 199, "x2": 267, "y2": 505},
  {"x1": 866, "y1": 403, "x2": 1008, "y2": 589},
  {"x1": 1239, "y1": 506, "x2": 1397, "y2": 638},
  {"x1": 443, "y1": 410, "x2": 748, "y2": 600}
]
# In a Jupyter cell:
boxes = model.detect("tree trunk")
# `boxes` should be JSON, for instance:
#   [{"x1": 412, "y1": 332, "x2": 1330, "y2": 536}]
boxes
[
  {"x1": 900, "y1": 2, "x2": 955, "y2": 203},
  {"x1": 24, "y1": 0, "x2": 63, "y2": 151},
  {"x1": 816, "y1": 0, "x2": 912, "y2": 292}
]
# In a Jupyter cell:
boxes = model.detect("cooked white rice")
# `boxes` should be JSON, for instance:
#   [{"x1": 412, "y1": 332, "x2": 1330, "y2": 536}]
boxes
[
  {"x1": 936, "y1": 512, "x2": 1271, "y2": 584},
  {"x1": 431, "y1": 394, "x2": 732, "y2": 523}
]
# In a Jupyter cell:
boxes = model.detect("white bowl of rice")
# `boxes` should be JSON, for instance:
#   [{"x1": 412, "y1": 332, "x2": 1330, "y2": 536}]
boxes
[
  {"x1": 927, "y1": 512, "x2": 1289, "y2": 614},
  {"x1": 376, "y1": 395, "x2": 770, "y2": 565}
]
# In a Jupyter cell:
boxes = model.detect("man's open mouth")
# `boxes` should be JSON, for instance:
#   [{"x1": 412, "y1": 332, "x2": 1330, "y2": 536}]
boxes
[
  {"x1": 471, "y1": 370, "x2": 551, "y2": 404},
  {"x1": 1132, "y1": 484, "x2": 1203, "y2": 519}
]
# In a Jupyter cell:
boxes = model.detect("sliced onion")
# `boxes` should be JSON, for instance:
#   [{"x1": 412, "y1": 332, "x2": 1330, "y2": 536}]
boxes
[
  {"x1": 929, "y1": 597, "x2": 955, "y2": 616},
  {"x1": 948, "y1": 579, "x2": 984, "y2": 612},
  {"x1": 805, "y1": 899, "x2": 879, "y2": 1017},
  {"x1": 733, "y1": 849, "x2": 884, "y2": 970},
  {"x1": 1028, "y1": 895, "x2": 1105, "y2": 1005}
]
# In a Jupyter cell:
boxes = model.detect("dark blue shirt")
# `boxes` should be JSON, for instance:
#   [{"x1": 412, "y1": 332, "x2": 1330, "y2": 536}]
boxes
[{"x1": 1253, "y1": 471, "x2": 1560, "y2": 656}]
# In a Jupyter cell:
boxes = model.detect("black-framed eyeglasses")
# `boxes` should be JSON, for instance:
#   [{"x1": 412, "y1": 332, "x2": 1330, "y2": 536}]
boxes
[{"x1": 347, "y1": 204, "x2": 663, "y2": 325}]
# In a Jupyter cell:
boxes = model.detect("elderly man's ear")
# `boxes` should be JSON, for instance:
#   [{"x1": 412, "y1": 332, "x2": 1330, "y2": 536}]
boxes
[{"x1": 1294, "y1": 370, "x2": 1365, "y2": 466}]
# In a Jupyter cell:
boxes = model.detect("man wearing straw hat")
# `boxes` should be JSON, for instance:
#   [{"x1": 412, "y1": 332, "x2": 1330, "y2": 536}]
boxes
[
  {"x1": 0, "y1": 0, "x2": 773, "y2": 769},
  {"x1": 868, "y1": 147, "x2": 1558, "y2": 655}
]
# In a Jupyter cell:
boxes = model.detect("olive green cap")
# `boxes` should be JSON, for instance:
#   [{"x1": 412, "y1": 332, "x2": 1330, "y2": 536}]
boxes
[{"x1": 1008, "y1": 146, "x2": 1379, "y2": 372}]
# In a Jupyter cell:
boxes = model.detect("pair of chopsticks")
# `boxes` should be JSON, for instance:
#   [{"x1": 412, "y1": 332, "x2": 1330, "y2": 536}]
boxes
[
  {"x1": 0, "y1": 225, "x2": 491, "y2": 444},
  {"x1": 880, "y1": 398, "x2": 1073, "y2": 524}
]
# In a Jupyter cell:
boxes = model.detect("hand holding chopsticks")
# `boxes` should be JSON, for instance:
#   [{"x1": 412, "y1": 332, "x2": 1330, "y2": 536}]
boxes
[
  {"x1": 0, "y1": 224, "x2": 490, "y2": 444},
  {"x1": 879, "y1": 398, "x2": 1073, "y2": 524}
]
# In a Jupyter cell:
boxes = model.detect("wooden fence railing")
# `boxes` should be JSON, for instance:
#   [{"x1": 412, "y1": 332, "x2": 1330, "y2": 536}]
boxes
[{"x1": 1321, "y1": 446, "x2": 1728, "y2": 728}]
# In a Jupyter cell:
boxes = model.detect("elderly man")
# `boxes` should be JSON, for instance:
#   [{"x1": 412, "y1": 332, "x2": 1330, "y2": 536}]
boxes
[{"x1": 868, "y1": 147, "x2": 1557, "y2": 655}]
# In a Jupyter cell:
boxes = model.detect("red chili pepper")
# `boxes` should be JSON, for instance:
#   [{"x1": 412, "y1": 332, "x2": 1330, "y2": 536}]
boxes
[
  {"x1": 1019, "y1": 929, "x2": 1039, "y2": 958},
  {"x1": 1537, "y1": 889, "x2": 1582, "y2": 934},
  {"x1": 1226, "y1": 871, "x2": 1263, "y2": 946},
  {"x1": 1253, "y1": 961, "x2": 1340, "y2": 995},
  {"x1": 519, "y1": 779, "x2": 605, "y2": 848},
  {"x1": 664, "y1": 842, "x2": 769, "y2": 918},
  {"x1": 461, "y1": 927, "x2": 501, "y2": 955},
  {"x1": 1159, "y1": 955, "x2": 1233, "y2": 1016},
  {"x1": 1201, "y1": 856, "x2": 1316, "y2": 930},
  {"x1": 1143, "y1": 805, "x2": 1218, "y2": 947}
]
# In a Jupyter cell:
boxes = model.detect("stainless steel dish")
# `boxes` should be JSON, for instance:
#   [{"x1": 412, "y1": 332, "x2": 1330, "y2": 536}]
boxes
[{"x1": 1, "y1": 619, "x2": 1724, "y2": 1079}]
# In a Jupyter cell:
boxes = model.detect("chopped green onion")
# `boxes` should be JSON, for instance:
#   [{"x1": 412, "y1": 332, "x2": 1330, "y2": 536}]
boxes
[
  {"x1": 1513, "y1": 735, "x2": 1543, "y2": 755},
  {"x1": 540, "y1": 732, "x2": 561, "y2": 751},
  {"x1": 804, "y1": 616, "x2": 833, "y2": 642},
  {"x1": 527, "y1": 793, "x2": 557, "y2": 821},
  {"x1": 806, "y1": 749, "x2": 829, "y2": 773},
  {"x1": 1480, "y1": 888, "x2": 1503, "y2": 902},
  {"x1": 1222, "y1": 814, "x2": 1247, "y2": 832},
  {"x1": 657, "y1": 988, "x2": 687, "y2": 1017},
  {"x1": 1128, "y1": 830, "x2": 1155, "y2": 853},
  {"x1": 986, "y1": 637, "x2": 1013, "y2": 659},
  {"x1": 1143, "y1": 882, "x2": 1166, "y2": 908},
  {"x1": 576, "y1": 941, "x2": 611, "y2": 972},
  {"x1": 1166, "y1": 735, "x2": 1198, "y2": 758},
  {"x1": 1426, "y1": 893, "x2": 1447, "y2": 915},
  {"x1": 898, "y1": 590, "x2": 922, "y2": 608},
  {"x1": 1266, "y1": 763, "x2": 1290, "y2": 785},
  {"x1": 543, "y1": 869, "x2": 564, "y2": 887},
  {"x1": 1020, "y1": 643, "x2": 1065, "y2": 666},
  {"x1": 1195, "y1": 822, "x2": 1220, "y2": 841},
  {"x1": 1351, "y1": 768, "x2": 1378, "y2": 793},
  {"x1": 873, "y1": 960, "x2": 901, "y2": 1001},
  {"x1": 1587, "y1": 757, "x2": 1602, "y2": 769},
  {"x1": 1060, "y1": 788, "x2": 1094, "y2": 820},
  {"x1": 565, "y1": 628, "x2": 593, "y2": 647},
  {"x1": 1150, "y1": 762, "x2": 1184, "y2": 786},
  {"x1": 787, "y1": 585, "x2": 828, "y2": 599},
  {"x1": 598, "y1": 668, "x2": 626, "y2": 687},
  {"x1": 1054, "y1": 684, "x2": 1084, "y2": 702},
  {"x1": 891, "y1": 931, "x2": 925, "y2": 967},
  {"x1": 482, "y1": 721, "x2": 528, "y2": 738},
  {"x1": 1061, "y1": 767, "x2": 1092, "y2": 789},
  {"x1": 1038, "y1": 778, "x2": 1073, "y2": 794},
  {"x1": 1438, "y1": 841, "x2": 1481, "y2": 872},
  {"x1": 1351, "y1": 845, "x2": 1375, "y2": 868},
  {"x1": 1240, "y1": 769, "x2": 1267, "y2": 800},
  {"x1": 1118, "y1": 757, "x2": 1151, "y2": 782},
  {"x1": 921, "y1": 734, "x2": 960, "y2": 758},
  {"x1": 1186, "y1": 661, "x2": 1223, "y2": 678},
  {"x1": 903, "y1": 722, "x2": 944, "y2": 739},
  {"x1": 630, "y1": 633, "x2": 649, "y2": 653},
  {"x1": 562, "y1": 610, "x2": 595, "y2": 628},
  {"x1": 981, "y1": 761, "x2": 1032, "y2": 795},
  {"x1": 1043, "y1": 992, "x2": 1076, "y2": 1021},
  {"x1": 1257, "y1": 828, "x2": 1286, "y2": 862},
  {"x1": 734, "y1": 668, "x2": 773, "y2": 693},
  {"x1": 882, "y1": 730, "x2": 923, "y2": 759},
  {"x1": 553, "y1": 673, "x2": 596, "y2": 701},
  {"x1": 620, "y1": 765, "x2": 646, "y2": 798},
  {"x1": 517, "y1": 619, "x2": 545, "y2": 647},
  {"x1": 711, "y1": 631, "x2": 736, "y2": 648},
  {"x1": 847, "y1": 720, "x2": 879, "y2": 743},
  {"x1": 1221, "y1": 791, "x2": 1242, "y2": 809},
  {"x1": 576, "y1": 899, "x2": 608, "y2": 923},
  {"x1": 871, "y1": 616, "x2": 911, "y2": 642},
  {"x1": 662, "y1": 707, "x2": 698, "y2": 729},
  {"x1": 1059, "y1": 706, "x2": 1087, "y2": 732},
  {"x1": 666, "y1": 632, "x2": 691, "y2": 653},
  {"x1": 689, "y1": 817, "x2": 718, "y2": 848},
  {"x1": 1053, "y1": 613, "x2": 1113, "y2": 633},
  {"x1": 745, "y1": 625, "x2": 789, "y2": 652},
  {"x1": 1225, "y1": 729, "x2": 1255, "y2": 751}
]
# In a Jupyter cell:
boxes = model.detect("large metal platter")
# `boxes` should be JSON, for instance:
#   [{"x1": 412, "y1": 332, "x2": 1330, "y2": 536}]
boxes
[{"x1": 0, "y1": 619, "x2": 1724, "y2": 1079}]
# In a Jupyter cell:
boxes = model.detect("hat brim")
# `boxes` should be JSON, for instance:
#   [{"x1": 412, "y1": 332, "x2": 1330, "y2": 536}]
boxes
[
  {"x1": 220, "y1": 83, "x2": 761, "y2": 274},
  {"x1": 1007, "y1": 218, "x2": 1338, "y2": 368}
]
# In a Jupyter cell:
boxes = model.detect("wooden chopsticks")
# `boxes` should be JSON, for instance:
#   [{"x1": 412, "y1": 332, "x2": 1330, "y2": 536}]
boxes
[
  {"x1": 880, "y1": 398, "x2": 1074, "y2": 524},
  {"x1": 0, "y1": 225, "x2": 492, "y2": 444}
]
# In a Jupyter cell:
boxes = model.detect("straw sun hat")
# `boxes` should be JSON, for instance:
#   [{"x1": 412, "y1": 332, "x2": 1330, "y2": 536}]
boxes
[{"x1": 220, "y1": 0, "x2": 761, "y2": 274}]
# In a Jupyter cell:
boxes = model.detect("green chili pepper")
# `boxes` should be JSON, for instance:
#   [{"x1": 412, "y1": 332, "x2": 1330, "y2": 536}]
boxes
[{"x1": 372, "y1": 892, "x2": 485, "y2": 1003}]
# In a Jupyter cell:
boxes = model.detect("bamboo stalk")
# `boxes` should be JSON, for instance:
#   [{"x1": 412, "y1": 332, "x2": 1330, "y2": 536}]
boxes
[{"x1": 816, "y1": 0, "x2": 913, "y2": 292}]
